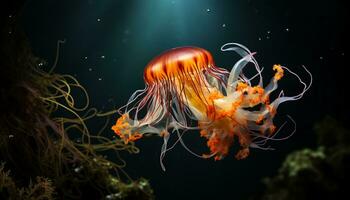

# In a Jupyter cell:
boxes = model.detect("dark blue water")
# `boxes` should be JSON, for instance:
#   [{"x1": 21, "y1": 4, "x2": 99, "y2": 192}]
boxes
[{"x1": 21, "y1": 0, "x2": 347, "y2": 199}]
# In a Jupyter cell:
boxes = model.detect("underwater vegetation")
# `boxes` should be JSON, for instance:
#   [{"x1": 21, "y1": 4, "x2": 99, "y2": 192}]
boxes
[
  {"x1": 0, "y1": 3, "x2": 153, "y2": 200},
  {"x1": 251, "y1": 116, "x2": 350, "y2": 200},
  {"x1": 112, "y1": 43, "x2": 312, "y2": 170}
]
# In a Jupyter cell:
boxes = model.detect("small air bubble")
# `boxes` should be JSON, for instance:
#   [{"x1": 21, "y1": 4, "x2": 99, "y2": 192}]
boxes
[
  {"x1": 206, "y1": 8, "x2": 210, "y2": 12},
  {"x1": 101, "y1": 55, "x2": 105, "y2": 59},
  {"x1": 98, "y1": 77, "x2": 102, "y2": 81},
  {"x1": 97, "y1": 18, "x2": 101, "y2": 22}
]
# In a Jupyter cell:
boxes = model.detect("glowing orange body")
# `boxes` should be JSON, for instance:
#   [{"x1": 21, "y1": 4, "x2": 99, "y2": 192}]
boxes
[{"x1": 144, "y1": 47, "x2": 215, "y2": 84}]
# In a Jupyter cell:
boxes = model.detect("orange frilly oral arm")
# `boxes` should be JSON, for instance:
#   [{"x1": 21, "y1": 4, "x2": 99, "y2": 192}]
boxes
[{"x1": 111, "y1": 114, "x2": 143, "y2": 144}]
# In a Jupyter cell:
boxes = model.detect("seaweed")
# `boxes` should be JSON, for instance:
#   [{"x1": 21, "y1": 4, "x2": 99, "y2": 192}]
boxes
[{"x1": 1, "y1": 2, "x2": 153, "y2": 199}]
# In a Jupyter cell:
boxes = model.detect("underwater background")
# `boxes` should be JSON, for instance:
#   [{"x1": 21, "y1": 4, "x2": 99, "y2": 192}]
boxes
[{"x1": 1, "y1": 0, "x2": 348, "y2": 199}]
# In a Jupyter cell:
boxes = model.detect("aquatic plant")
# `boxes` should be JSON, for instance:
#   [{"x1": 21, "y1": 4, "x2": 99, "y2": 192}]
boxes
[
  {"x1": 0, "y1": 163, "x2": 55, "y2": 200},
  {"x1": 251, "y1": 116, "x2": 350, "y2": 200},
  {"x1": 1, "y1": 8, "x2": 153, "y2": 199}
]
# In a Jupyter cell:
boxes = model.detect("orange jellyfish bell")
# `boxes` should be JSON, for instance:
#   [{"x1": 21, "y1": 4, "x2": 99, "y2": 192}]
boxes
[
  {"x1": 112, "y1": 43, "x2": 312, "y2": 171},
  {"x1": 143, "y1": 46, "x2": 216, "y2": 84},
  {"x1": 139, "y1": 46, "x2": 229, "y2": 126}
]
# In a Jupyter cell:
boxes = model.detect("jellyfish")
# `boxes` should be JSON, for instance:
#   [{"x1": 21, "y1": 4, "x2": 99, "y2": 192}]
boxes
[{"x1": 112, "y1": 43, "x2": 312, "y2": 170}]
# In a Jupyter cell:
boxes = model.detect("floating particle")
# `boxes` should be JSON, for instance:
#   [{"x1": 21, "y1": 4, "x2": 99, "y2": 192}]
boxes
[
  {"x1": 98, "y1": 77, "x2": 102, "y2": 81},
  {"x1": 97, "y1": 18, "x2": 101, "y2": 22},
  {"x1": 9, "y1": 15, "x2": 12, "y2": 18},
  {"x1": 74, "y1": 166, "x2": 83, "y2": 173},
  {"x1": 106, "y1": 193, "x2": 122, "y2": 199},
  {"x1": 88, "y1": 68, "x2": 92, "y2": 71},
  {"x1": 38, "y1": 62, "x2": 44, "y2": 66},
  {"x1": 267, "y1": 30, "x2": 271, "y2": 34},
  {"x1": 9, "y1": 135, "x2": 14, "y2": 138},
  {"x1": 258, "y1": 37, "x2": 262, "y2": 41},
  {"x1": 341, "y1": 52, "x2": 345, "y2": 56},
  {"x1": 266, "y1": 36, "x2": 270, "y2": 39},
  {"x1": 124, "y1": 29, "x2": 130, "y2": 35},
  {"x1": 285, "y1": 28, "x2": 290, "y2": 32},
  {"x1": 206, "y1": 8, "x2": 210, "y2": 12},
  {"x1": 222, "y1": 24, "x2": 226, "y2": 27},
  {"x1": 84, "y1": 56, "x2": 88, "y2": 59},
  {"x1": 101, "y1": 55, "x2": 105, "y2": 59},
  {"x1": 320, "y1": 56, "x2": 323, "y2": 60}
]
